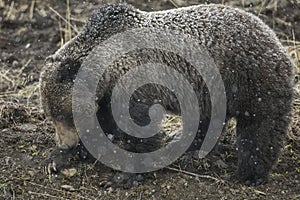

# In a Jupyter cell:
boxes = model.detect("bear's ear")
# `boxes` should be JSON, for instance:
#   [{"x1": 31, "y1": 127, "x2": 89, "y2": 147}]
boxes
[{"x1": 83, "y1": 3, "x2": 137, "y2": 40}]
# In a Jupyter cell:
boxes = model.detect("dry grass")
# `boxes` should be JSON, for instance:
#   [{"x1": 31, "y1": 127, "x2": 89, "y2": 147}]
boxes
[
  {"x1": 48, "y1": 5, "x2": 77, "y2": 46},
  {"x1": 288, "y1": 43, "x2": 300, "y2": 141}
]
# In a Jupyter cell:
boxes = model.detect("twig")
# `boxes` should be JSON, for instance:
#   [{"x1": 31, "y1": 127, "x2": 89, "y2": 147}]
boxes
[
  {"x1": 274, "y1": 17, "x2": 292, "y2": 27},
  {"x1": 164, "y1": 115, "x2": 181, "y2": 124},
  {"x1": 11, "y1": 186, "x2": 15, "y2": 200},
  {"x1": 29, "y1": 0, "x2": 35, "y2": 20},
  {"x1": 65, "y1": 0, "x2": 72, "y2": 42},
  {"x1": 49, "y1": 6, "x2": 79, "y2": 34},
  {"x1": 58, "y1": 16, "x2": 64, "y2": 47},
  {"x1": 253, "y1": 188, "x2": 266, "y2": 196},
  {"x1": 168, "y1": 0, "x2": 179, "y2": 8},
  {"x1": 70, "y1": 17, "x2": 86, "y2": 23},
  {"x1": 28, "y1": 191, "x2": 65, "y2": 199},
  {"x1": 258, "y1": 0, "x2": 267, "y2": 16},
  {"x1": 0, "y1": 91, "x2": 17, "y2": 96},
  {"x1": 292, "y1": 29, "x2": 299, "y2": 62},
  {"x1": 27, "y1": 181, "x2": 92, "y2": 200},
  {"x1": 5, "y1": 1, "x2": 14, "y2": 20},
  {"x1": 280, "y1": 39, "x2": 300, "y2": 45},
  {"x1": 166, "y1": 167, "x2": 225, "y2": 183},
  {"x1": 17, "y1": 59, "x2": 32, "y2": 77},
  {"x1": 26, "y1": 83, "x2": 40, "y2": 107},
  {"x1": 0, "y1": 71, "x2": 15, "y2": 88}
]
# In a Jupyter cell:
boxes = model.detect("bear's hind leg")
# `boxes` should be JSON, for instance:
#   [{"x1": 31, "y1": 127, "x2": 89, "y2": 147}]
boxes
[{"x1": 236, "y1": 101, "x2": 291, "y2": 185}]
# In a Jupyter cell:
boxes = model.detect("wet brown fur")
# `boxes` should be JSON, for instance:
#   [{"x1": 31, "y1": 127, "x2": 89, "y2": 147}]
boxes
[{"x1": 39, "y1": 3, "x2": 294, "y2": 185}]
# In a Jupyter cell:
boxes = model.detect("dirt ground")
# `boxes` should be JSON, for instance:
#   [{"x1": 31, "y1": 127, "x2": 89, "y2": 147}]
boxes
[{"x1": 0, "y1": 0, "x2": 299, "y2": 199}]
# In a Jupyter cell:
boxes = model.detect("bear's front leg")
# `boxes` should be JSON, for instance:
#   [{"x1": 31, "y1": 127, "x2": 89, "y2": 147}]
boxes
[{"x1": 42, "y1": 121, "x2": 88, "y2": 174}]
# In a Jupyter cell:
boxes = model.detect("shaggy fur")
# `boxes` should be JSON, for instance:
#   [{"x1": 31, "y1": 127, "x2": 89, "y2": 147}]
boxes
[{"x1": 40, "y1": 3, "x2": 294, "y2": 185}]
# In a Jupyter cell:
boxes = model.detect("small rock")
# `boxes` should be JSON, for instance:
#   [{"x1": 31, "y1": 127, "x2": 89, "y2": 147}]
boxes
[
  {"x1": 12, "y1": 60, "x2": 20, "y2": 68},
  {"x1": 106, "y1": 187, "x2": 114, "y2": 194},
  {"x1": 15, "y1": 123, "x2": 37, "y2": 132},
  {"x1": 107, "y1": 133, "x2": 114, "y2": 141},
  {"x1": 135, "y1": 174, "x2": 144, "y2": 182},
  {"x1": 61, "y1": 168, "x2": 77, "y2": 177},
  {"x1": 4, "y1": 157, "x2": 11, "y2": 165},
  {"x1": 221, "y1": 173, "x2": 231, "y2": 180},
  {"x1": 215, "y1": 159, "x2": 228, "y2": 168},
  {"x1": 132, "y1": 180, "x2": 139, "y2": 186},
  {"x1": 28, "y1": 170, "x2": 35, "y2": 177},
  {"x1": 61, "y1": 185, "x2": 76, "y2": 192},
  {"x1": 179, "y1": 178, "x2": 186, "y2": 184}
]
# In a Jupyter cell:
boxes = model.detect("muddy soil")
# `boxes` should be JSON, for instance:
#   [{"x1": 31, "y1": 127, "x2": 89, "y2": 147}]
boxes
[{"x1": 0, "y1": 0, "x2": 299, "y2": 199}]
